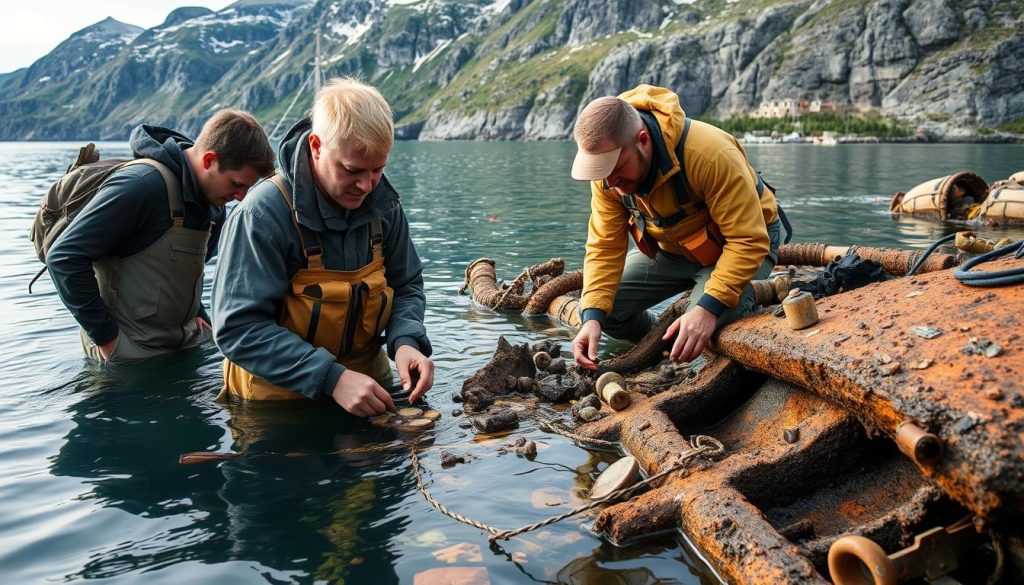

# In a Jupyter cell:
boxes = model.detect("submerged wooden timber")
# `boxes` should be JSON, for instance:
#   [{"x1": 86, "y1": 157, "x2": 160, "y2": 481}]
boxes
[{"x1": 460, "y1": 250, "x2": 1024, "y2": 584}]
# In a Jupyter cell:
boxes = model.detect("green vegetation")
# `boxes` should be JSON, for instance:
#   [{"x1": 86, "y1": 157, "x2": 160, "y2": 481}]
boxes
[
  {"x1": 704, "y1": 112, "x2": 914, "y2": 138},
  {"x1": 800, "y1": 0, "x2": 868, "y2": 28},
  {"x1": 997, "y1": 117, "x2": 1024, "y2": 134}
]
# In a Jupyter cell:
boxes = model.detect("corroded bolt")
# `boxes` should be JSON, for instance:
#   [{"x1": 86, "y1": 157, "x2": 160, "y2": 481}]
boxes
[
  {"x1": 896, "y1": 421, "x2": 942, "y2": 465},
  {"x1": 783, "y1": 427, "x2": 800, "y2": 443}
]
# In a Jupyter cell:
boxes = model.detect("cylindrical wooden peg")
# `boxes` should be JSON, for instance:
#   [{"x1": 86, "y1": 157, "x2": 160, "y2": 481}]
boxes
[
  {"x1": 782, "y1": 289, "x2": 819, "y2": 330},
  {"x1": 595, "y1": 372, "x2": 631, "y2": 411}
]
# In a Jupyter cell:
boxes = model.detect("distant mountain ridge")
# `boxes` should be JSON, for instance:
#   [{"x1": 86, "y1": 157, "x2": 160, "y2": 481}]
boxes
[{"x1": 1, "y1": 0, "x2": 1021, "y2": 141}]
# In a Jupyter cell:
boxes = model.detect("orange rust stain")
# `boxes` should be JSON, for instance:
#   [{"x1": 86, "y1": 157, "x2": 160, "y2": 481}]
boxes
[
  {"x1": 837, "y1": 499, "x2": 869, "y2": 521},
  {"x1": 715, "y1": 257, "x2": 1024, "y2": 520}
]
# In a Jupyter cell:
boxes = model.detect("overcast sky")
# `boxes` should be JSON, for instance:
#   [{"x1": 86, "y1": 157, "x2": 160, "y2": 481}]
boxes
[{"x1": 1, "y1": 1, "x2": 235, "y2": 74}]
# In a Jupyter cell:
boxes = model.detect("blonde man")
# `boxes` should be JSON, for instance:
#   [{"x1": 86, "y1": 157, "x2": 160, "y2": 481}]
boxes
[
  {"x1": 570, "y1": 86, "x2": 787, "y2": 369},
  {"x1": 213, "y1": 78, "x2": 434, "y2": 416}
]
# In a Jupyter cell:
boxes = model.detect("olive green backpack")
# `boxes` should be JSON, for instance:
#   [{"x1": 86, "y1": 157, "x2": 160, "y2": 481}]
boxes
[{"x1": 28, "y1": 143, "x2": 179, "y2": 292}]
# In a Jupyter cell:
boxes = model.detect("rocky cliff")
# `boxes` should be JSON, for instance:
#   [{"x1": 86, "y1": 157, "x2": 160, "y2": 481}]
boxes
[{"x1": 0, "y1": 0, "x2": 1020, "y2": 141}]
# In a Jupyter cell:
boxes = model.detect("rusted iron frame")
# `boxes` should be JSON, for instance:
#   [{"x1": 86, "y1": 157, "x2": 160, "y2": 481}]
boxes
[{"x1": 713, "y1": 257, "x2": 1024, "y2": 521}]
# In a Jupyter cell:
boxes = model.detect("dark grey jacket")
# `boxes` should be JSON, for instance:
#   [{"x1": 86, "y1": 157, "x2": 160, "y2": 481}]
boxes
[
  {"x1": 212, "y1": 118, "x2": 430, "y2": 399},
  {"x1": 47, "y1": 125, "x2": 223, "y2": 346}
]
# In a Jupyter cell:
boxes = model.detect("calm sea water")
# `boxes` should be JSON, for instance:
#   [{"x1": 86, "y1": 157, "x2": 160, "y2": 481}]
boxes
[{"x1": 1, "y1": 141, "x2": 1022, "y2": 584}]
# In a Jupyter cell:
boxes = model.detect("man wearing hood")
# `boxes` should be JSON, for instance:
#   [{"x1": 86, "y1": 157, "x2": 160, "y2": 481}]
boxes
[
  {"x1": 570, "y1": 85, "x2": 786, "y2": 368},
  {"x1": 47, "y1": 110, "x2": 275, "y2": 364},
  {"x1": 212, "y1": 78, "x2": 434, "y2": 417}
]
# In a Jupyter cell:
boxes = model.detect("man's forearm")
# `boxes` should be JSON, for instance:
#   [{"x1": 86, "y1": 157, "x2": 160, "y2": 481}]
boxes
[{"x1": 48, "y1": 255, "x2": 118, "y2": 344}]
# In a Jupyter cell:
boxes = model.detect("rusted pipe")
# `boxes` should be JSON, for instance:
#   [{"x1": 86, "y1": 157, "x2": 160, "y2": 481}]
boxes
[
  {"x1": 461, "y1": 258, "x2": 528, "y2": 310},
  {"x1": 778, "y1": 244, "x2": 961, "y2": 275},
  {"x1": 547, "y1": 295, "x2": 581, "y2": 327},
  {"x1": 462, "y1": 258, "x2": 567, "y2": 311},
  {"x1": 523, "y1": 270, "x2": 583, "y2": 315},
  {"x1": 896, "y1": 421, "x2": 942, "y2": 465},
  {"x1": 597, "y1": 291, "x2": 691, "y2": 376},
  {"x1": 751, "y1": 274, "x2": 793, "y2": 306}
]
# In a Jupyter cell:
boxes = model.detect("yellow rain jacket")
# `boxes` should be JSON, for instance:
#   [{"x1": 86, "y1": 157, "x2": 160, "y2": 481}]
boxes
[{"x1": 581, "y1": 85, "x2": 779, "y2": 317}]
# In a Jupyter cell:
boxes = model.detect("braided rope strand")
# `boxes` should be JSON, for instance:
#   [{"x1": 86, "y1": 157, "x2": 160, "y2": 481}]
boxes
[{"x1": 411, "y1": 436, "x2": 726, "y2": 542}]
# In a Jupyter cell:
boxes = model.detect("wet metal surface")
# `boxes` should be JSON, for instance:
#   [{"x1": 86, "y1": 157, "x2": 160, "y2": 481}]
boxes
[{"x1": 714, "y1": 257, "x2": 1024, "y2": 521}]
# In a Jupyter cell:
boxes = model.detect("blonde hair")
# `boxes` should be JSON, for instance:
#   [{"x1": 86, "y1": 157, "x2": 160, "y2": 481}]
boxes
[
  {"x1": 573, "y1": 97, "x2": 642, "y2": 151},
  {"x1": 311, "y1": 77, "x2": 394, "y2": 157}
]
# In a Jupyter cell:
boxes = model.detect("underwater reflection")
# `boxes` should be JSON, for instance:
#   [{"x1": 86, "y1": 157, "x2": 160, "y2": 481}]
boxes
[
  {"x1": 552, "y1": 538, "x2": 720, "y2": 585},
  {"x1": 51, "y1": 350, "x2": 422, "y2": 583},
  {"x1": 218, "y1": 398, "x2": 421, "y2": 583}
]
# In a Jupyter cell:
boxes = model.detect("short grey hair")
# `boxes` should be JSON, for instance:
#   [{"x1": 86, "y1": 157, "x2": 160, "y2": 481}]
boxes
[{"x1": 573, "y1": 97, "x2": 643, "y2": 152}]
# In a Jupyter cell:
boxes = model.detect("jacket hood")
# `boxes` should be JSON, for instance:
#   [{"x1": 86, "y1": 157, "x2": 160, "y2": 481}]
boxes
[
  {"x1": 129, "y1": 125, "x2": 192, "y2": 176},
  {"x1": 619, "y1": 85, "x2": 687, "y2": 171},
  {"x1": 129, "y1": 124, "x2": 211, "y2": 209},
  {"x1": 276, "y1": 117, "x2": 400, "y2": 232}
]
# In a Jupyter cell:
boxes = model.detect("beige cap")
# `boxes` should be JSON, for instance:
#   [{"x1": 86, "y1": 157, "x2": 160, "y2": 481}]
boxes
[{"x1": 571, "y1": 146, "x2": 621, "y2": 181}]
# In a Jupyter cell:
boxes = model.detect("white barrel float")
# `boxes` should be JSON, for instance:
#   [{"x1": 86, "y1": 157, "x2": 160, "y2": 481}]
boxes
[
  {"x1": 890, "y1": 172, "x2": 988, "y2": 221},
  {"x1": 977, "y1": 181, "x2": 1024, "y2": 226}
]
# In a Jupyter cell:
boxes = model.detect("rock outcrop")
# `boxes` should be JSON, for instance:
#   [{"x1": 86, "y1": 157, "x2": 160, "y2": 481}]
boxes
[{"x1": 0, "y1": 0, "x2": 1020, "y2": 141}]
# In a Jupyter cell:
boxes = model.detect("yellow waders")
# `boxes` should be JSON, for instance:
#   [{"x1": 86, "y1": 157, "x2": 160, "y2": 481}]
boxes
[{"x1": 223, "y1": 176, "x2": 394, "y2": 400}]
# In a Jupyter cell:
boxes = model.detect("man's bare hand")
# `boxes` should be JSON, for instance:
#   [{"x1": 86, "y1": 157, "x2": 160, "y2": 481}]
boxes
[
  {"x1": 196, "y1": 316, "x2": 212, "y2": 331},
  {"x1": 572, "y1": 320, "x2": 603, "y2": 370},
  {"x1": 662, "y1": 306, "x2": 717, "y2": 363},
  {"x1": 395, "y1": 345, "x2": 434, "y2": 404},
  {"x1": 98, "y1": 336, "x2": 119, "y2": 360},
  {"x1": 331, "y1": 369, "x2": 395, "y2": 417}
]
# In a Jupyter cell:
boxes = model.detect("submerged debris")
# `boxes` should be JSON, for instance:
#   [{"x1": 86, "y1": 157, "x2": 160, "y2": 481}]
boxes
[
  {"x1": 911, "y1": 326, "x2": 943, "y2": 339},
  {"x1": 472, "y1": 410, "x2": 519, "y2": 434},
  {"x1": 962, "y1": 337, "x2": 1003, "y2": 358},
  {"x1": 440, "y1": 451, "x2": 467, "y2": 468},
  {"x1": 370, "y1": 408, "x2": 440, "y2": 432}
]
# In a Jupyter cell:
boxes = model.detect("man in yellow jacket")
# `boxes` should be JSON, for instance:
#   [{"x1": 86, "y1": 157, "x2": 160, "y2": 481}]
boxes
[{"x1": 571, "y1": 85, "x2": 784, "y2": 368}]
